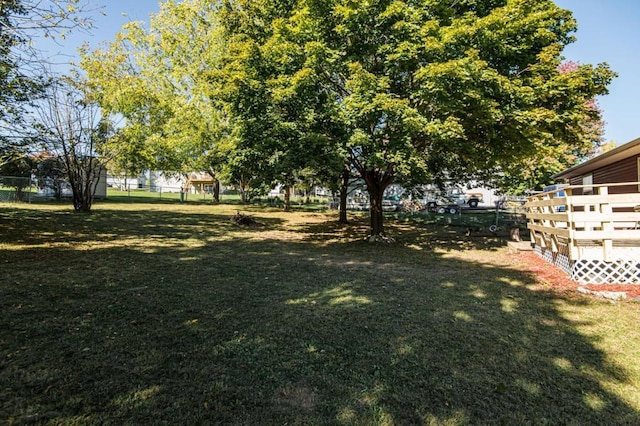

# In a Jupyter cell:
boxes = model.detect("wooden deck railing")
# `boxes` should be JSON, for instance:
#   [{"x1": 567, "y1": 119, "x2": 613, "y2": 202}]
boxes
[{"x1": 526, "y1": 182, "x2": 640, "y2": 262}]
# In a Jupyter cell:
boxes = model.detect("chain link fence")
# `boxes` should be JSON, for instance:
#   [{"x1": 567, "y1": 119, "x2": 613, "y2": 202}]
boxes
[
  {"x1": 107, "y1": 184, "x2": 218, "y2": 203},
  {"x1": 0, "y1": 176, "x2": 34, "y2": 203}
]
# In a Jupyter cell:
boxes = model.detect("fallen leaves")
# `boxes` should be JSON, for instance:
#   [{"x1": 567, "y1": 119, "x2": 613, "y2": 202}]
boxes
[{"x1": 510, "y1": 252, "x2": 640, "y2": 299}]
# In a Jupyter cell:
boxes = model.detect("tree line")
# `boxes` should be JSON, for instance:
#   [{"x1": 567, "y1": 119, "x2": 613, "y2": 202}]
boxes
[{"x1": 2, "y1": 0, "x2": 615, "y2": 238}]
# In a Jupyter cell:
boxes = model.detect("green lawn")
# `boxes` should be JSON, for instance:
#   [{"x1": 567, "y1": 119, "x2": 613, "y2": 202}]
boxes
[
  {"x1": 104, "y1": 188, "x2": 331, "y2": 209},
  {"x1": 1, "y1": 203, "x2": 639, "y2": 424}
]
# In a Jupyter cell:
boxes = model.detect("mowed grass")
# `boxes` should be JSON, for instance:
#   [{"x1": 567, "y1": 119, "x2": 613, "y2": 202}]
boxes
[{"x1": 1, "y1": 202, "x2": 639, "y2": 425}]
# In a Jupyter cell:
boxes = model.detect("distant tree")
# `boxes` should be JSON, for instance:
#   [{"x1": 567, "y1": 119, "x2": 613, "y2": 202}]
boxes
[
  {"x1": 31, "y1": 77, "x2": 117, "y2": 212},
  {"x1": 80, "y1": 0, "x2": 227, "y2": 195},
  {"x1": 219, "y1": 147, "x2": 263, "y2": 203}
]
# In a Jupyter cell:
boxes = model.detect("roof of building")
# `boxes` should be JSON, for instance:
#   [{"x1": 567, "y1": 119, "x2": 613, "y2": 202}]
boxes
[
  {"x1": 187, "y1": 172, "x2": 215, "y2": 183},
  {"x1": 554, "y1": 137, "x2": 640, "y2": 180}
]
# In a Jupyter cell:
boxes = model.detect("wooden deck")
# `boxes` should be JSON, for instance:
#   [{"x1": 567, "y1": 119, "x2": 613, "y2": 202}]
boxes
[{"x1": 525, "y1": 183, "x2": 640, "y2": 284}]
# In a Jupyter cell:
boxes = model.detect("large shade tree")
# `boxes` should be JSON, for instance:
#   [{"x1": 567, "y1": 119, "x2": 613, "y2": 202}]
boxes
[
  {"x1": 208, "y1": 0, "x2": 615, "y2": 238},
  {"x1": 212, "y1": 0, "x2": 346, "y2": 210},
  {"x1": 284, "y1": 0, "x2": 614, "y2": 238}
]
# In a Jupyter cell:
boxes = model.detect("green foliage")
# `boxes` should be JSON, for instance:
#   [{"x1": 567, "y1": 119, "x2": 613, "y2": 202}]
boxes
[
  {"x1": 0, "y1": 154, "x2": 33, "y2": 200},
  {"x1": 277, "y1": 0, "x2": 613, "y2": 233},
  {"x1": 0, "y1": 1, "x2": 43, "y2": 159},
  {"x1": 82, "y1": 0, "x2": 614, "y2": 234},
  {"x1": 493, "y1": 60, "x2": 610, "y2": 193},
  {"x1": 0, "y1": 154, "x2": 32, "y2": 177},
  {"x1": 32, "y1": 153, "x2": 66, "y2": 198},
  {"x1": 81, "y1": 0, "x2": 226, "y2": 177}
]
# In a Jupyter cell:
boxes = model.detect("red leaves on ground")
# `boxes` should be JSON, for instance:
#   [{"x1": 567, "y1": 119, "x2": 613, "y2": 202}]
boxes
[{"x1": 510, "y1": 251, "x2": 640, "y2": 299}]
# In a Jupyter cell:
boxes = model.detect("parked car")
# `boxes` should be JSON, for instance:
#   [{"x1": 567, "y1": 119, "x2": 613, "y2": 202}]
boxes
[
  {"x1": 382, "y1": 195, "x2": 402, "y2": 212},
  {"x1": 382, "y1": 199, "x2": 400, "y2": 211},
  {"x1": 460, "y1": 192, "x2": 483, "y2": 208}
]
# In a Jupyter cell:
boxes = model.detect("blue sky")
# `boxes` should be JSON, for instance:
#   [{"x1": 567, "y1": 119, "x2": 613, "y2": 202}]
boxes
[
  {"x1": 38, "y1": 0, "x2": 161, "y2": 64},
  {"x1": 40, "y1": 0, "x2": 638, "y2": 145},
  {"x1": 554, "y1": 0, "x2": 640, "y2": 145}
]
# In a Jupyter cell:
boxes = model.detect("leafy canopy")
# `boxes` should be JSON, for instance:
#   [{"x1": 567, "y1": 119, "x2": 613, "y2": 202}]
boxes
[
  {"x1": 82, "y1": 0, "x2": 614, "y2": 235},
  {"x1": 81, "y1": 0, "x2": 226, "y2": 176}
]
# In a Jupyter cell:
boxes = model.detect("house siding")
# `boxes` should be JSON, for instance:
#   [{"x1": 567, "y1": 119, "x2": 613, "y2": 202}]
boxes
[
  {"x1": 567, "y1": 154, "x2": 639, "y2": 195},
  {"x1": 594, "y1": 155, "x2": 638, "y2": 193}
]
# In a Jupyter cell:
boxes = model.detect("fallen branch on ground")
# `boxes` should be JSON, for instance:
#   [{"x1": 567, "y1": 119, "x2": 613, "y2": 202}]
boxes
[{"x1": 231, "y1": 211, "x2": 258, "y2": 226}]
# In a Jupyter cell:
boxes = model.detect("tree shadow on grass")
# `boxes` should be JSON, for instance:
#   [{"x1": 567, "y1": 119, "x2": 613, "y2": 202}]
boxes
[
  {"x1": 0, "y1": 205, "x2": 284, "y2": 246},
  {"x1": 0, "y1": 207, "x2": 638, "y2": 424},
  {"x1": 297, "y1": 215, "x2": 507, "y2": 253}
]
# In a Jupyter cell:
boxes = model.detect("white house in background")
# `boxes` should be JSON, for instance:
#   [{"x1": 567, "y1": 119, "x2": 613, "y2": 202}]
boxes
[
  {"x1": 144, "y1": 171, "x2": 185, "y2": 192},
  {"x1": 106, "y1": 174, "x2": 141, "y2": 191},
  {"x1": 108, "y1": 171, "x2": 185, "y2": 193}
]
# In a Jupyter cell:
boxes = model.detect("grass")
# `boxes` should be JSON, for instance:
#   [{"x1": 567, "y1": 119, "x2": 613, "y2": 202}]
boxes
[
  {"x1": 103, "y1": 188, "x2": 332, "y2": 210},
  {"x1": 1, "y1": 202, "x2": 639, "y2": 424}
]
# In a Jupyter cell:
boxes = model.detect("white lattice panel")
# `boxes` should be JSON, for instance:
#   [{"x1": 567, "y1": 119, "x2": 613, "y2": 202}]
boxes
[
  {"x1": 535, "y1": 246, "x2": 573, "y2": 274},
  {"x1": 571, "y1": 259, "x2": 640, "y2": 285}
]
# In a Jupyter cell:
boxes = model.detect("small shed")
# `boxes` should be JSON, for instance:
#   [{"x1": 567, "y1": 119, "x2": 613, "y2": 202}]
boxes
[
  {"x1": 185, "y1": 172, "x2": 216, "y2": 194},
  {"x1": 526, "y1": 138, "x2": 640, "y2": 284}
]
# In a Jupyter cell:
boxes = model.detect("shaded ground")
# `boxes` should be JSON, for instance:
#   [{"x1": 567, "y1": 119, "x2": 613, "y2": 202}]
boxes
[{"x1": 1, "y1": 204, "x2": 639, "y2": 424}]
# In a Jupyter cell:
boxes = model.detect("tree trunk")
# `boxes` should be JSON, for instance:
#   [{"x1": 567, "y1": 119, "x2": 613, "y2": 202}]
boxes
[
  {"x1": 71, "y1": 174, "x2": 93, "y2": 212},
  {"x1": 368, "y1": 183, "x2": 385, "y2": 237},
  {"x1": 14, "y1": 186, "x2": 24, "y2": 202},
  {"x1": 207, "y1": 170, "x2": 220, "y2": 203},
  {"x1": 74, "y1": 196, "x2": 92, "y2": 212},
  {"x1": 362, "y1": 168, "x2": 394, "y2": 239},
  {"x1": 283, "y1": 185, "x2": 291, "y2": 212},
  {"x1": 239, "y1": 176, "x2": 249, "y2": 203},
  {"x1": 213, "y1": 179, "x2": 220, "y2": 203},
  {"x1": 72, "y1": 179, "x2": 92, "y2": 212},
  {"x1": 339, "y1": 164, "x2": 349, "y2": 224}
]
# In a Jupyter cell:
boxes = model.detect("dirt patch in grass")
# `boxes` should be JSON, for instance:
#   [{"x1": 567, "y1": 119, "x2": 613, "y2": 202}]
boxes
[{"x1": 511, "y1": 251, "x2": 640, "y2": 299}]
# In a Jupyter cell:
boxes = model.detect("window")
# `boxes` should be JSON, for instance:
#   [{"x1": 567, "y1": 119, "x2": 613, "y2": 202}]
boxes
[{"x1": 583, "y1": 174, "x2": 593, "y2": 195}]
